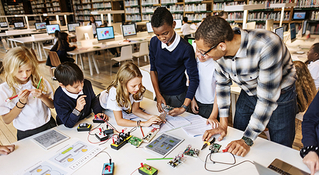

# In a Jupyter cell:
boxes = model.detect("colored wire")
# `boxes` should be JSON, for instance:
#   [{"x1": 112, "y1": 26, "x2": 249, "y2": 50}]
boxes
[
  {"x1": 87, "y1": 124, "x2": 112, "y2": 144},
  {"x1": 130, "y1": 168, "x2": 139, "y2": 175}
]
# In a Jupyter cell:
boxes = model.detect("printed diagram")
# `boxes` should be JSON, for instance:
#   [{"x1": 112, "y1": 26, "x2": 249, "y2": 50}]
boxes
[
  {"x1": 49, "y1": 141, "x2": 95, "y2": 168},
  {"x1": 24, "y1": 161, "x2": 67, "y2": 175}
]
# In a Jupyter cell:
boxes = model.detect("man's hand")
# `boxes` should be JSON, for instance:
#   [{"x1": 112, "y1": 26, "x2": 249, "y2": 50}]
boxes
[
  {"x1": 191, "y1": 99, "x2": 199, "y2": 114},
  {"x1": 76, "y1": 95, "x2": 86, "y2": 111},
  {"x1": 303, "y1": 151, "x2": 319, "y2": 175},
  {"x1": 156, "y1": 95, "x2": 166, "y2": 113},
  {"x1": 225, "y1": 139, "x2": 250, "y2": 157},
  {"x1": 206, "y1": 118, "x2": 220, "y2": 129},
  {"x1": 168, "y1": 107, "x2": 186, "y2": 116},
  {"x1": 202, "y1": 125, "x2": 227, "y2": 142}
]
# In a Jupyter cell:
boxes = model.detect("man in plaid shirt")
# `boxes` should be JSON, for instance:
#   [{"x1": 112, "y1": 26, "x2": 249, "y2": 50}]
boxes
[{"x1": 195, "y1": 16, "x2": 297, "y2": 157}]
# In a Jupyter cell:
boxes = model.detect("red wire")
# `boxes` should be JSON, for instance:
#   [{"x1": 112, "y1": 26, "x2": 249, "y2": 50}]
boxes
[
  {"x1": 87, "y1": 126, "x2": 111, "y2": 144},
  {"x1": 130, "y1": 168, "x2": 139, "y2": 175}
]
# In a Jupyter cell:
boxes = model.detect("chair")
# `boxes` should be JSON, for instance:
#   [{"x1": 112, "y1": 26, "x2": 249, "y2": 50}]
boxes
[
  {"x1": 2, "y1": 39, "x2": 10, "y2": 52},
  {"x1": 48, "y1": 51, "x2": 61, "y2": 68},
  {"x1": 31, "y1": 48, "x2": 46, "y2": 64},
  {"x1": 111, "y1": 45, "x2": 133, "y2": 71},
  {"x1": 132, "y1": 42, "x2": 149, "y2": 66}
]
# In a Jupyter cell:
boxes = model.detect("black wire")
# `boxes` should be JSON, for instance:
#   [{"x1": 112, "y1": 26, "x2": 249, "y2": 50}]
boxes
[
  {"x1": 204, "y1": 152, "x2": 255, "y2": 172},
  {"x1": 209, "y1": 152, "x2": 236, "y2": 165},
  {"x1": 95, "y1": 150, "x2": 112, "y2": 160},
  {"x1": 129, "y1": 126, "x2": 137, "y2": 133}
]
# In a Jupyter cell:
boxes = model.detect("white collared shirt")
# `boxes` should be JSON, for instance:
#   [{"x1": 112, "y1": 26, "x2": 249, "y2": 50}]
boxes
[
  {"x1": 181, "y1": 23, "x2": 191, "y2": 36},
  {"x1": 99, "y1": 87, "x2": 142, "y2": 111},
  {"x1": 0, "y1": 79, "x2": 53, "y2": 131},
  {"x1": 195, "y1": 58, "x2": 217, "y2": 104},
  {"x1": 308, "y1": 59, "x2": 319, "y2": 90},
  {"x1": 161, "y1": 32, "x2": 180, "y2": 52},
  {"x1": 62, "y1": 88, "x2": 83, "y2": 99}
]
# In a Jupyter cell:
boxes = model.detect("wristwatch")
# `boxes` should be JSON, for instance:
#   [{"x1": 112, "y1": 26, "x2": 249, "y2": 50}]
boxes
[
  {"x1": 181, "y1": 104, "x2": 188, "y2": 111},
  {"x1": 72, "y1": 108, "x2": 81, "y2": 116},
  {"x1": 241, "y1": 136, "x2": 254, "y2": 146}
]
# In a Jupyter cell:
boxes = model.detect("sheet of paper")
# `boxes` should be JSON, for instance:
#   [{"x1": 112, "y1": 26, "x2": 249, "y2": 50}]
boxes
[{"x1": 182, "y1": 114, "x2": 212, "y2": 137}]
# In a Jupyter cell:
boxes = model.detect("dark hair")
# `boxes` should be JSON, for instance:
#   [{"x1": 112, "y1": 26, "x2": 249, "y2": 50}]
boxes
[
  {"x1": 312, "y1": 43, "x2": 319, "y2": 54},
  {"x1": 215, "y1": 11, "x2": 227, "y2": 17},
  {"x1": 151, "y1": 7, "x2": 173, "y2": 28},
  {"x1": 56, "y1": 31, "x2": 69, "y2": 51},
  {"x1": 54, "y1": 62, "x2": 84, "y2": 86},
  {"x1": 183, "y1": 17, "x2": 188, "y2": 23},
  {"x1": 89, "y1": 15, "x2": 95, "y2": 24},
  {"x1": 195, "y1": 16, "x2": 234, "y2": 47},
  {"x1": 54, "y1": 30, "x2": 60, "y2": 38}
]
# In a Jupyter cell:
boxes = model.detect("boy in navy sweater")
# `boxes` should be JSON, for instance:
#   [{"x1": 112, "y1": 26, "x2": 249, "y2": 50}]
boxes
[
  {"x1": 150, "y1": 7, "x2": 199, "y2": 116},
  {"x1": 53, "y1": 62, "x2": 108, "y2": 128}
]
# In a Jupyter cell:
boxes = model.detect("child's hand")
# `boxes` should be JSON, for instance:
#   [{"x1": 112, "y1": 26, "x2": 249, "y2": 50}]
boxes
[
  {"x1": 96, "y1": 113, "x2": 109, "y2": 121},
  {"x1": 30, "y1": 89, "x2": 43, "y2": 98},
  {"x1": 0, "y1": 145, "x2": 15, "y2": 155},
  {"x1": 191, "y1": 99, "x2": 199, "y2": 114},
  {"x1": 143, "y1": 116, "x2": 162, "y2": 127},
  {"x1": 75, "y1": 95, "x2": 86, "y2": 111},
  {"x1": 18, "y1": 89, "x2": 31, "y2": 104},
  {"x1": 207, "y1": 118, "x2": 220, "y2": 129}
]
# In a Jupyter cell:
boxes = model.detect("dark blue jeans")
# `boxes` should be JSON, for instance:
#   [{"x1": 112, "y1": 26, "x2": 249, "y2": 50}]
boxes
[{"x1": 234, "y1": 85, "x2": 297, "y2": 147}]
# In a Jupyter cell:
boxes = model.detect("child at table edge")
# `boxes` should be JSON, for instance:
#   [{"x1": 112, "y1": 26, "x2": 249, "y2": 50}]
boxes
[{"x1": 53, "y1": 62, "x2": 108, "y2": 128}]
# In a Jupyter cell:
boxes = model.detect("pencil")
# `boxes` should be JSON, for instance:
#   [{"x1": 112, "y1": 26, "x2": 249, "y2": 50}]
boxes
[
  {"x1": 140, "y1": 126, "x2": 145, "y2": 137},
  {"x1": 5, "y1": 95, "x2": 18, "y2": 102},
  {"x1": 146, "y1": 158, "x2": 173, "y2": 160},
  {"x1": 36, "y1": 77, "x2": 42, "y2": 89}
]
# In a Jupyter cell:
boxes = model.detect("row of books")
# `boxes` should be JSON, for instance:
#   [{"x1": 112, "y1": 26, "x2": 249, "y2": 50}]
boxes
[
  {"x1": 310, "y1": 11, "x2": 319, "y2": 20},
  {"x1": 141, "y1": 0, "x2": 159, "y2": 5},
  {"x1": 126, "y1": 14, "x2": 142, "y2": 21},
  {"x1": 125, "y1": 7, "x2": 140, "y2": 13},
  {"x1": 295, "y1": 0, "x2": 319, "y2": 7},
  {"x1": 142, "y1": 6, "x2": 157, "y2": 13},
  {"x1": 92, "y1": 3, "x2": 111, "y2": 8},
  {"x1": 310, "y1": 24, "x2": 319, "y2": 34},
  {"x1": 125, "y1": 0, "x2": 139, "y2": 6}
]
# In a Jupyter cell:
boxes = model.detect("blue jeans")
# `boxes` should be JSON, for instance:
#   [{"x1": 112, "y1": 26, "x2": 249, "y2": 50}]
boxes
[{"x1": 234, "y1": 85, "x2": 297, "y2": 147}]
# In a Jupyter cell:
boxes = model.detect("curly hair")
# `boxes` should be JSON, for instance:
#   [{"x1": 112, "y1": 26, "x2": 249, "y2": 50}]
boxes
[
  {"x1": 151, "y1": 7, "x2": 173, "y2": 28},
  {"x1": 294, "y1": 61, "x2": 317, "y2": 112},
  {"x1": 195, "y1": 16, "x2": 234, "y2": 47},
  {"x1": 3, "y1": 46, "x2": 48, "y2": 95},
  {"x1": 106, "y1": 62, "x2": 145, "y2": 113}
]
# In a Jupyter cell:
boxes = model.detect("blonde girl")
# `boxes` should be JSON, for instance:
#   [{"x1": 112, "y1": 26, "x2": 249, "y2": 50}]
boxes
[
  {"x1": 100, "y1": 62, "x2": 163, "y2": 127},
  {"x1": 0, "y1": 46, "x2": 56, "y2": 140},
  {"x1": 294, "y1": 61, "x2": 317, "y2": 112}
]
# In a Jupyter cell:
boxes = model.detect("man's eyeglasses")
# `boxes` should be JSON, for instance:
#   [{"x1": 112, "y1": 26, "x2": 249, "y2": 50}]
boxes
[{"x1": 197, "y1": 41, "x2": 223, "y2": 57}]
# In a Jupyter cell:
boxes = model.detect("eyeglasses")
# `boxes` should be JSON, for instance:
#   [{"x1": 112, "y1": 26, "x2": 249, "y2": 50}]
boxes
[{"x1": 197, "y1": 41, "x2": 223, "y2": 58}]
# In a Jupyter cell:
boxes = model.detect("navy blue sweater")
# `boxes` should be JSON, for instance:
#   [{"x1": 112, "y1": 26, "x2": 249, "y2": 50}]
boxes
[
  {"x1": 54, "y1": 79, "x2": 102, "y2": 128},
  {"x1": 302, "y1": 92, "x2": 319, "y2": 147},
  {"x1": 149, "y1": 35, "x2": 199, "y2": 100}
]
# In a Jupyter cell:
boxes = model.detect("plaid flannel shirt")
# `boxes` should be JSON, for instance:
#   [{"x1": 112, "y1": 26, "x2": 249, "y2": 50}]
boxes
[{"x1": 215, "y1": 29, "x2": 296, "y2": 140}]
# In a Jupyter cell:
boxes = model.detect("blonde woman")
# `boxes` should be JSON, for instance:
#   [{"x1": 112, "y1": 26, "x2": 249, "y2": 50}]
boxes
[
  {"x1": 0, "y1": 46, "x2": 56, "y2": 140},
  {"x1": 294, "y1": 61, "x2": 317, "y2": 112},
  {"x1": 100, "y1": 62, "x2": 163, "y2": 127}
]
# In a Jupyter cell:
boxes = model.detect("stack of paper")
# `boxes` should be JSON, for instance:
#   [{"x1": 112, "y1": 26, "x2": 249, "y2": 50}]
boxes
[{"x1": 182, "y1": 114, "x2": 212, "y2": 137}]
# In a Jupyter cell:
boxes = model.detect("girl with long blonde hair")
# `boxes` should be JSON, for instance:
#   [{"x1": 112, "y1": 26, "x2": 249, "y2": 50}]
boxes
[
  {"x1": 294, "y1": 61, "x2": 317, "y2": 112},
  {"x1": 100, "y1": 62, "x2": 163, "y2": 127},
  {"x1": 0, "y1": 46, "x2": 56, "y2": 140}
]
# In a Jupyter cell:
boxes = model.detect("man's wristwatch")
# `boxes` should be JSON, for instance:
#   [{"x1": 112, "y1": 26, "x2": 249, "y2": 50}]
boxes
[
  {"x1": 241, "y1": 136, "x2": 254, "y2": 146},
  {"x1": 181, "y1": 104, "x2": 188, "y2": 111}
]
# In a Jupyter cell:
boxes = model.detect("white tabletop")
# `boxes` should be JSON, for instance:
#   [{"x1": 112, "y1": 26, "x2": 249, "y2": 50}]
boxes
[
  {"x1": 7, "y1": 36, "x2": 55, "y2": 44},
  {"x1": 0, "y1": 98, "x2": 312, "y2": 175}
]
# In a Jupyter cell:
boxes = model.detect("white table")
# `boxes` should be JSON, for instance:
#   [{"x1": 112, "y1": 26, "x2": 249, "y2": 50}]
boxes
[
  {"x1": 0, "y1": 98, "x2": 312, "y2": 175},
  {"x1": 8, "y1": 36, "x2": 54, "y2": 60},
  {"x1": 68, "y1": 37, "x2": 150, "y2": 76}
]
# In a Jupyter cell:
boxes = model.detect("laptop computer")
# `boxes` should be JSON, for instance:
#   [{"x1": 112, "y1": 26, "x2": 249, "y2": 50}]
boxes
[
  {"x1": 254, "y1": 161, "x2": 280, "y2": 175},
  {"x1": 267, "y1": 158, "x2": 310, "y2": 175}
]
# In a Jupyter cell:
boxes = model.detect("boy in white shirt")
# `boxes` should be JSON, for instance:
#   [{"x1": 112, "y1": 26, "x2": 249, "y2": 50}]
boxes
[
  {"x1": 307, "y1": 43, "x2": 319, "y2": 89},
  {"x1": 181, "y1": 17, "x2": 191, "y2": 42},
  {"x1": 191, "y1": 53, "x2": 219, "y2": 128}
]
